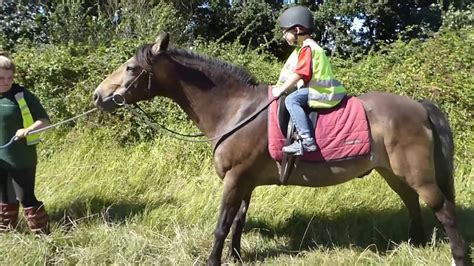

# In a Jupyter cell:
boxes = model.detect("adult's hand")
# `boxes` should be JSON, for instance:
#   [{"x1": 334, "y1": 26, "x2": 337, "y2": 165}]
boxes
[
  {"x1": 15, "y1": 128, "x2": 31, "y2": 139},
  {"x1": 14, "y1": 119, "x2": 49, "y2": 139}
]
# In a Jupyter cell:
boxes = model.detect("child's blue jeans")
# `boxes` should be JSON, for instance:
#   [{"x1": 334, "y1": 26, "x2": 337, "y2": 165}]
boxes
[{"x1": 284, "y1": 88, "x2": 314, "y2": 139}]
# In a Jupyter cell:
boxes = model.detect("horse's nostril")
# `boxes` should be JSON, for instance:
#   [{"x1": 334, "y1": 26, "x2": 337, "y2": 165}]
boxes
[{"x1": 93, "y1": 92, "x2": 99, "y2": 102}]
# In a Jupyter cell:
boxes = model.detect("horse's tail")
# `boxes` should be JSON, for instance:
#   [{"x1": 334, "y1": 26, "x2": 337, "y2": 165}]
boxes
[{"x1": 419, "y1": 100, "x2": 455, "y2": 203}]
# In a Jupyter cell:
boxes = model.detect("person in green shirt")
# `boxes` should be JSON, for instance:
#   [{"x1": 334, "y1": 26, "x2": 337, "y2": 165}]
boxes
[{"x1": 0, "y1": 52, "x2": 50, "y2": 234}]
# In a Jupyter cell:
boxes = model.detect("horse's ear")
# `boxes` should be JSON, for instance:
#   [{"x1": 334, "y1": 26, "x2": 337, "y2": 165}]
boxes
[{"x1": 152, "y1": 32, "x2": 169, "y2": 55}]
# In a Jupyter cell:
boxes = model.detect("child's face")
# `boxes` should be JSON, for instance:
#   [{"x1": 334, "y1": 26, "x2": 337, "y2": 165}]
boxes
[
  {"x1": 0, "y1": 68, "x2": 14, "y2": 93},
  {"x1": 282, "y1": 28, "x2": 297, "y2": 46}
]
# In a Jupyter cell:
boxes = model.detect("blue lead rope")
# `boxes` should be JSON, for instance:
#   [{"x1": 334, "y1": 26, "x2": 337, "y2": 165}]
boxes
[
  {"x1": 0, "y1": 107, "x2": 97, "y2": 149},
  {"x1": 0, "y1": 136, "x2": 18, "y2": 149}
]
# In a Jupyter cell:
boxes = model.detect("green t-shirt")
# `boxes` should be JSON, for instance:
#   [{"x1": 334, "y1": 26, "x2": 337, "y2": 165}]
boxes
[{"x1": 0, "y1": 84, "x2": 49, "y2": 169}]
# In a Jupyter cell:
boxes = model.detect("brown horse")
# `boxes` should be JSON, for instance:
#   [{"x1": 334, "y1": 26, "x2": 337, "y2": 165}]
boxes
[{"x1": 93, "y1": 32, "x2": 470, "y2": 265}]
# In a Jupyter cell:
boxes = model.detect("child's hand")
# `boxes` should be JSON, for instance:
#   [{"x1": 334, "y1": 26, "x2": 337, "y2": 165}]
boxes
[{"x1": 272, "y1": 86, "x2": 285, "y2": 98}]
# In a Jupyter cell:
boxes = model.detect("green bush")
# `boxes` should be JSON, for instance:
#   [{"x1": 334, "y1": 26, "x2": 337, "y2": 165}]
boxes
[
  {"x1": 0, "y1": 1, "x2": 51, "y2": 50},
  {"x1": 9, "y1": 26, "x2": 472, "y2": 161},
  {"x1": 192, "y1": 40, "x2": 280, "y2": 85},
  {"x1": 334, "y1": 27, "x2": 473, "y2": 160}
]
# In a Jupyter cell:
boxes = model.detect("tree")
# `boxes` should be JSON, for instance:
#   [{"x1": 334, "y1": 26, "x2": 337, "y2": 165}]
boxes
[
  {"x1": 1, "y1": 0, "x2": 470, "y2": 58},
  {"x1": 309, "y1": 1, "x2": 460, "y2": 57},
  {"x1": 0, "y1": 1, "x2": 51, "y2": 50}
]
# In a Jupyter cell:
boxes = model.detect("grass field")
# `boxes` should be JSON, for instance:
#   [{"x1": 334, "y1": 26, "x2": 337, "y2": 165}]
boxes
[{"x1": 0, "y1": 128, "x2": 472, "y2": 264}]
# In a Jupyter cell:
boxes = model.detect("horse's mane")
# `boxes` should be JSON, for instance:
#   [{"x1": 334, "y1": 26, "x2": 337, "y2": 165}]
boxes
[{"x1": 135, "y1": 44, "x2": 258, "y2": 86}]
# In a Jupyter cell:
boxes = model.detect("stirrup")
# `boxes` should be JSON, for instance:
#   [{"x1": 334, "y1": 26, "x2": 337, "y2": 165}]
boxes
[
  {"x1": 282, "y1": 140, "x2": 304, "y2": 156},
  {"x1": 279, "y1": 119, "x2": 297, "y2": 185}
]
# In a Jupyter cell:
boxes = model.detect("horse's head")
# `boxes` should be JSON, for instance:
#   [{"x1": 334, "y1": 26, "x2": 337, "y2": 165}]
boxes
[{"x1": 93, "y1": 32, "x2": 170, "y2": 112}]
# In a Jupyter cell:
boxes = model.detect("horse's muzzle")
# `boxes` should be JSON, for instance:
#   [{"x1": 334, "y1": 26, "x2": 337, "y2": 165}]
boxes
[{"x1": 93, "y1": 92, "x2": 121, "y2": 112}]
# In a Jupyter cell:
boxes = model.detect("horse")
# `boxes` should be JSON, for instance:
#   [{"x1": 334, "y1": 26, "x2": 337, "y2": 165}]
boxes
[{"x1": 93, "y1": 32, "x2": 470, "y2": 265}]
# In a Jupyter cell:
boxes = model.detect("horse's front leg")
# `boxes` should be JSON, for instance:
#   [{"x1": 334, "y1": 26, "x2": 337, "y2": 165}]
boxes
[
  {"x1": 229, "y1": 191, "x2": 253, "y2": 261},
  {"x1": 208, "y1": 175, "x2": 250, "y2": 265}
]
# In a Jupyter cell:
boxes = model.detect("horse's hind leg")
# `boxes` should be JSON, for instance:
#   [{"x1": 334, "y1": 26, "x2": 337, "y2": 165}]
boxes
[
  {"x1": 387, "y1": 157, "x2": 469, "y2": 264},
  {"x1": 412, "y1": 182, "x2": 470, "y2": 265},
  {"x1": 376, "y1": 168, "x2": 426, "y2": 245},
  {"x1": 229, "y1": 191, "x2": 253, "y2": 261}
]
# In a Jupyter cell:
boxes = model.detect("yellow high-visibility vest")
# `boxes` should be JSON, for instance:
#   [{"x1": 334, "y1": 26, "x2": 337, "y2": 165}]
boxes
[
  {"x1": 14, "y1": 92, "x2": 40, "y2": 145},
  {"x1": 277, "y1": 39, "x2": 346, "y2": 108}
]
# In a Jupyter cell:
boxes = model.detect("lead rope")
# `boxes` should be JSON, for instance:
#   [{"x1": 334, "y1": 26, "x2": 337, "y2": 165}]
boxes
[
  {"x1": 125, "y1": 103, "x2": 215, "y2": 142},
  {"x1": 0, "y1": 107, "x2": 98, "y2": 149},
  {"x1": 125, "y1": 97, "x2": 276, "y2": 144}
]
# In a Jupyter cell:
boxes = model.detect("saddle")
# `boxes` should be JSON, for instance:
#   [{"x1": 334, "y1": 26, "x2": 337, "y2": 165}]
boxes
[{"x1": 267, "y1": 88, "x2": 371, "y2": 185}]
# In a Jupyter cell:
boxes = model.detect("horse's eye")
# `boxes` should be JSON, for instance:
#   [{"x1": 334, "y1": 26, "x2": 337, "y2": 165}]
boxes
[{"x1": 126, "y1": 65, "x2": 137, "y2": 72}]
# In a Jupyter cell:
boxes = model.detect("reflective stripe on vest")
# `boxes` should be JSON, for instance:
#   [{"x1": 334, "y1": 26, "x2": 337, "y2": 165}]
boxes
[
  {"x1": 277, "y1": 39, "x2": 346, "y2": 109},
  {"x1": 14, "y1": 92, "x2": 40, "y2": 145}
]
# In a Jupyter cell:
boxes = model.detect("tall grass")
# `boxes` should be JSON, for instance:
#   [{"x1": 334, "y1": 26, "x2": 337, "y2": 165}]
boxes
[{"x1": 0, "y1": 127, "x2": 471, "y2": 264}]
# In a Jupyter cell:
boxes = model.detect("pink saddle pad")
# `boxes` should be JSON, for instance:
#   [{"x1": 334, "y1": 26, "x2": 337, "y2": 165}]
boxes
[{"x1": 268, "y1": 88, "x2": 371, "y2": 162}]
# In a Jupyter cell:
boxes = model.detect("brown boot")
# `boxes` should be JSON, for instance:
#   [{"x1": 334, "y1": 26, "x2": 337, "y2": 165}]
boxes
[
  {"x1": 0, "y1": 202, "x2": 20, "y2": 232},
  {"x1": 24, "y1": 203, "x2": 50, "y2": 235}
]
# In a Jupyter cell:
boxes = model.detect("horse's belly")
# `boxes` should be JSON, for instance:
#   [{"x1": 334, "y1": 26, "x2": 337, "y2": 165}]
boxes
[{"x1": 285, "y1": 156, "x2": 373, "y2": 187}]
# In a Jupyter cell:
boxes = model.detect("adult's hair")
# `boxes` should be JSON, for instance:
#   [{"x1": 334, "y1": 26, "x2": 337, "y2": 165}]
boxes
[
  {"x1": 0, "y1": 51, "x2": 15, "y2": 72},
  {"x1": 278, "y1": 5, "x2": 314, "y2": 33}
]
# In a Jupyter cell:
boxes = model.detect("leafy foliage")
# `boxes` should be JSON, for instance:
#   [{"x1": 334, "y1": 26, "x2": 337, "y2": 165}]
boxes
[
  {"x1": 191, "y1": 0, "x2": 278, "y2": 50},
  {"x1": 0, "y1": 1, "x2": 51, "y2": 50},
  {"x1": 334, "y1": 27, "x2": 473, "y2": 159},
  {"x1": 440, "y1": 4, "x2": 474, "y2": 30}
]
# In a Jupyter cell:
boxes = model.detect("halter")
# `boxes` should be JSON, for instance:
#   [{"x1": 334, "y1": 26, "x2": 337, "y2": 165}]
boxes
[{"x1": 112, "y1": 69, "x2": 151, "y2": 106}]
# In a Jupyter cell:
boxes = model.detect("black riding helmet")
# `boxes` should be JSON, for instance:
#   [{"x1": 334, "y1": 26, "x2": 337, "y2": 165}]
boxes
[{"x1": 278, "y1": 6, "x2": 314, "y2": 32}]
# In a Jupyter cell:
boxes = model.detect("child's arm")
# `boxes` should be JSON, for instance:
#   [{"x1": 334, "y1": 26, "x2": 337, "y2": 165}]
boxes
[
  {"x1": 272, "y1": 73, "x2": 303, "y2": 97},
  {"x1": 272, "y1": 46, "x2": 311, "y2": 98}
]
